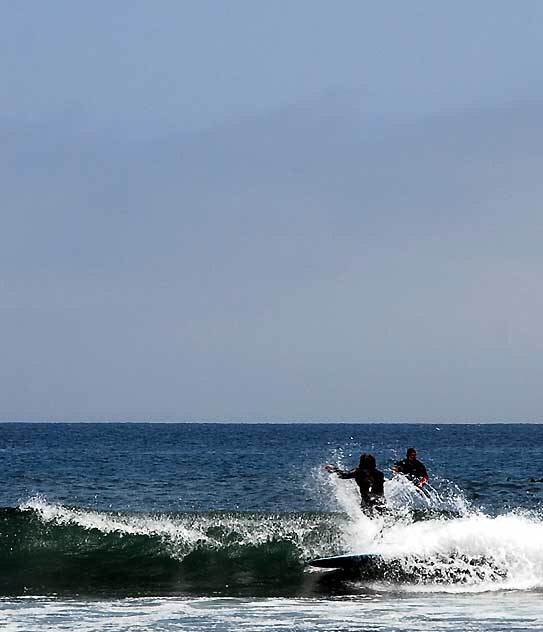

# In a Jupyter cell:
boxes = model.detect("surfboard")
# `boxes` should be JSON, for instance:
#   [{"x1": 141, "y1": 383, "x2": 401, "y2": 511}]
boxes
[{"x1": 308, "y1": 553, "x2": 383, "y2": 569}]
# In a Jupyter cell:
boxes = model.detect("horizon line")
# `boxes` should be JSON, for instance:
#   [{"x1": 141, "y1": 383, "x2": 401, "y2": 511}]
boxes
[{"x1": 0, "y1": 419, "x2": 541, "y2": 425}]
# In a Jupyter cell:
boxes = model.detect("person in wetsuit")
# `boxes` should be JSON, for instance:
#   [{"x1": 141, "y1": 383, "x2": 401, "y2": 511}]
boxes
[
  {"x1": 325, "y1": 453, "x2": 385, "y2": 514},
  {"x1": 393, "y1": 447, "x2": 429, "y2": 488}
]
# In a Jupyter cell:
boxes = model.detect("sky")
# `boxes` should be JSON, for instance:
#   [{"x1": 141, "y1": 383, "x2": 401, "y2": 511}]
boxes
[{"x1": 2, "y1": 1, "x2": 543, "y2": 422}]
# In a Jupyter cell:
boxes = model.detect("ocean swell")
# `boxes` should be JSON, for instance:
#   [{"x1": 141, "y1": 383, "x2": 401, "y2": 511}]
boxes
[{"x1": 2, "y1": 496, "x2": 543, "y2": 596}]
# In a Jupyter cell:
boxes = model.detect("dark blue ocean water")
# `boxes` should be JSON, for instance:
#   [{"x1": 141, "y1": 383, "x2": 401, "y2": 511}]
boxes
[
  {"x1": 3, "y1": 422, "x2": 543, "y2": 631},
  {"x1": 3, "y1": 422, "x2": 543, "y2": 513}
]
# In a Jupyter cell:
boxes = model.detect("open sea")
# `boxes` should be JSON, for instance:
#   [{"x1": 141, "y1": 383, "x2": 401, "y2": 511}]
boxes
[{"x1": 2, "y1": 422, "x2": 543, "y2": 631}]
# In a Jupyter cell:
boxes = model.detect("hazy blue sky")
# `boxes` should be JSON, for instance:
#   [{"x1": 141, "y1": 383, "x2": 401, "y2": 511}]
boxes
[{"x1": 2, "y1": 1, "x2": 543, "y2": 421}]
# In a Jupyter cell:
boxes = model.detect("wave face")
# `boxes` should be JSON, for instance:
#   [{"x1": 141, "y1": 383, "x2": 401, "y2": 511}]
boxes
[
  {"x1": 3, "y1": 499, "x2": 339, "y2": 597},
  {"x1": 5, "y1": 496, "x2": 543, "y2": 597}
]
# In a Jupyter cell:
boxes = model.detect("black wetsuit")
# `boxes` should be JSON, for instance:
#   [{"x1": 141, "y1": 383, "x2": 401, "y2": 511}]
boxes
[
  {"x1": 394, "y1": 458, "x2": 428, "y2": 483},
  {"x1": 336, "y1": 467, "x2": 385, "y2": 511}
]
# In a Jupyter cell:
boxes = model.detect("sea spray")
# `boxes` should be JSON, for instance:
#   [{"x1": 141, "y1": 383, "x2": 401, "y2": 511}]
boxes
[{"x1": 310, "y1": 463, "x2": 543, "y2": 590}]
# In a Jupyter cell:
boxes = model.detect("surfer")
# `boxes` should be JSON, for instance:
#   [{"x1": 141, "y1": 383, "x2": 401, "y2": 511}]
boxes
[
  {"x1": 325, "y1": 453, "x2": 386, "y2": 514},
  {"x1": 393, "y1": 448, "x2": 429, "y2": 488}
]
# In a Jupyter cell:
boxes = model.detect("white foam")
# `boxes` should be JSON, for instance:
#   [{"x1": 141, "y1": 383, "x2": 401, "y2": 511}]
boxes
[
  {"x1": 315, "y1": 464, "x2": 543, "y2": 591},
  {"x1": 3, "y1": 594, "x2": 543, "y2": 632},
  {"x1": 19, "y1": 496, "x2": 212, "y2": 552}
]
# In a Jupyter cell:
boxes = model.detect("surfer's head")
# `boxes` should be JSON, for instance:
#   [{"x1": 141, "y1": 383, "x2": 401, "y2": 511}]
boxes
[
  {"x1": 359, "y1": 453, "x2": 376, "y2": 470},
  {"x1": 406, "y1": 448, "x2": 417, "y2": 459}
]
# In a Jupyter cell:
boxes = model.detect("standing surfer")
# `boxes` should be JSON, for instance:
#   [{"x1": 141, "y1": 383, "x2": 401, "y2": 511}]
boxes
[{"x1": 325, "y1": 453, "x2": 386, "y2": 514}]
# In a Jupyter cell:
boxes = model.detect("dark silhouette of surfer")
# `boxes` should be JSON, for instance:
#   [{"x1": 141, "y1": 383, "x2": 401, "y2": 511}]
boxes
[
  {"x1": 393, "y1": 448, "x2": 429, "y2": 489},
  {"x1": 325, "y1": 453, "x2": 385, "y2": 514}
]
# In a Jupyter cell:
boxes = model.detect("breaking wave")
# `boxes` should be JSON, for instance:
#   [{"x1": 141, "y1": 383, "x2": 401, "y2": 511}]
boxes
[{"x1": 3, "y1": 480, "x2": 543, "y2": 597}]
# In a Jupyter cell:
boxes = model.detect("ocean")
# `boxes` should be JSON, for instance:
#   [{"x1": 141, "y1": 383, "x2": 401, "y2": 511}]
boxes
[{"x1": 2, "y1": 422, "x2": 543, "y2": 631}]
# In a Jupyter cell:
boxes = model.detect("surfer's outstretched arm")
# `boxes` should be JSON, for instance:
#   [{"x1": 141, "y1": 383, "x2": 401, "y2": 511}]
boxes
[{"x1": 324, "y1": 464, "x2": 356, "y2": 478}]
